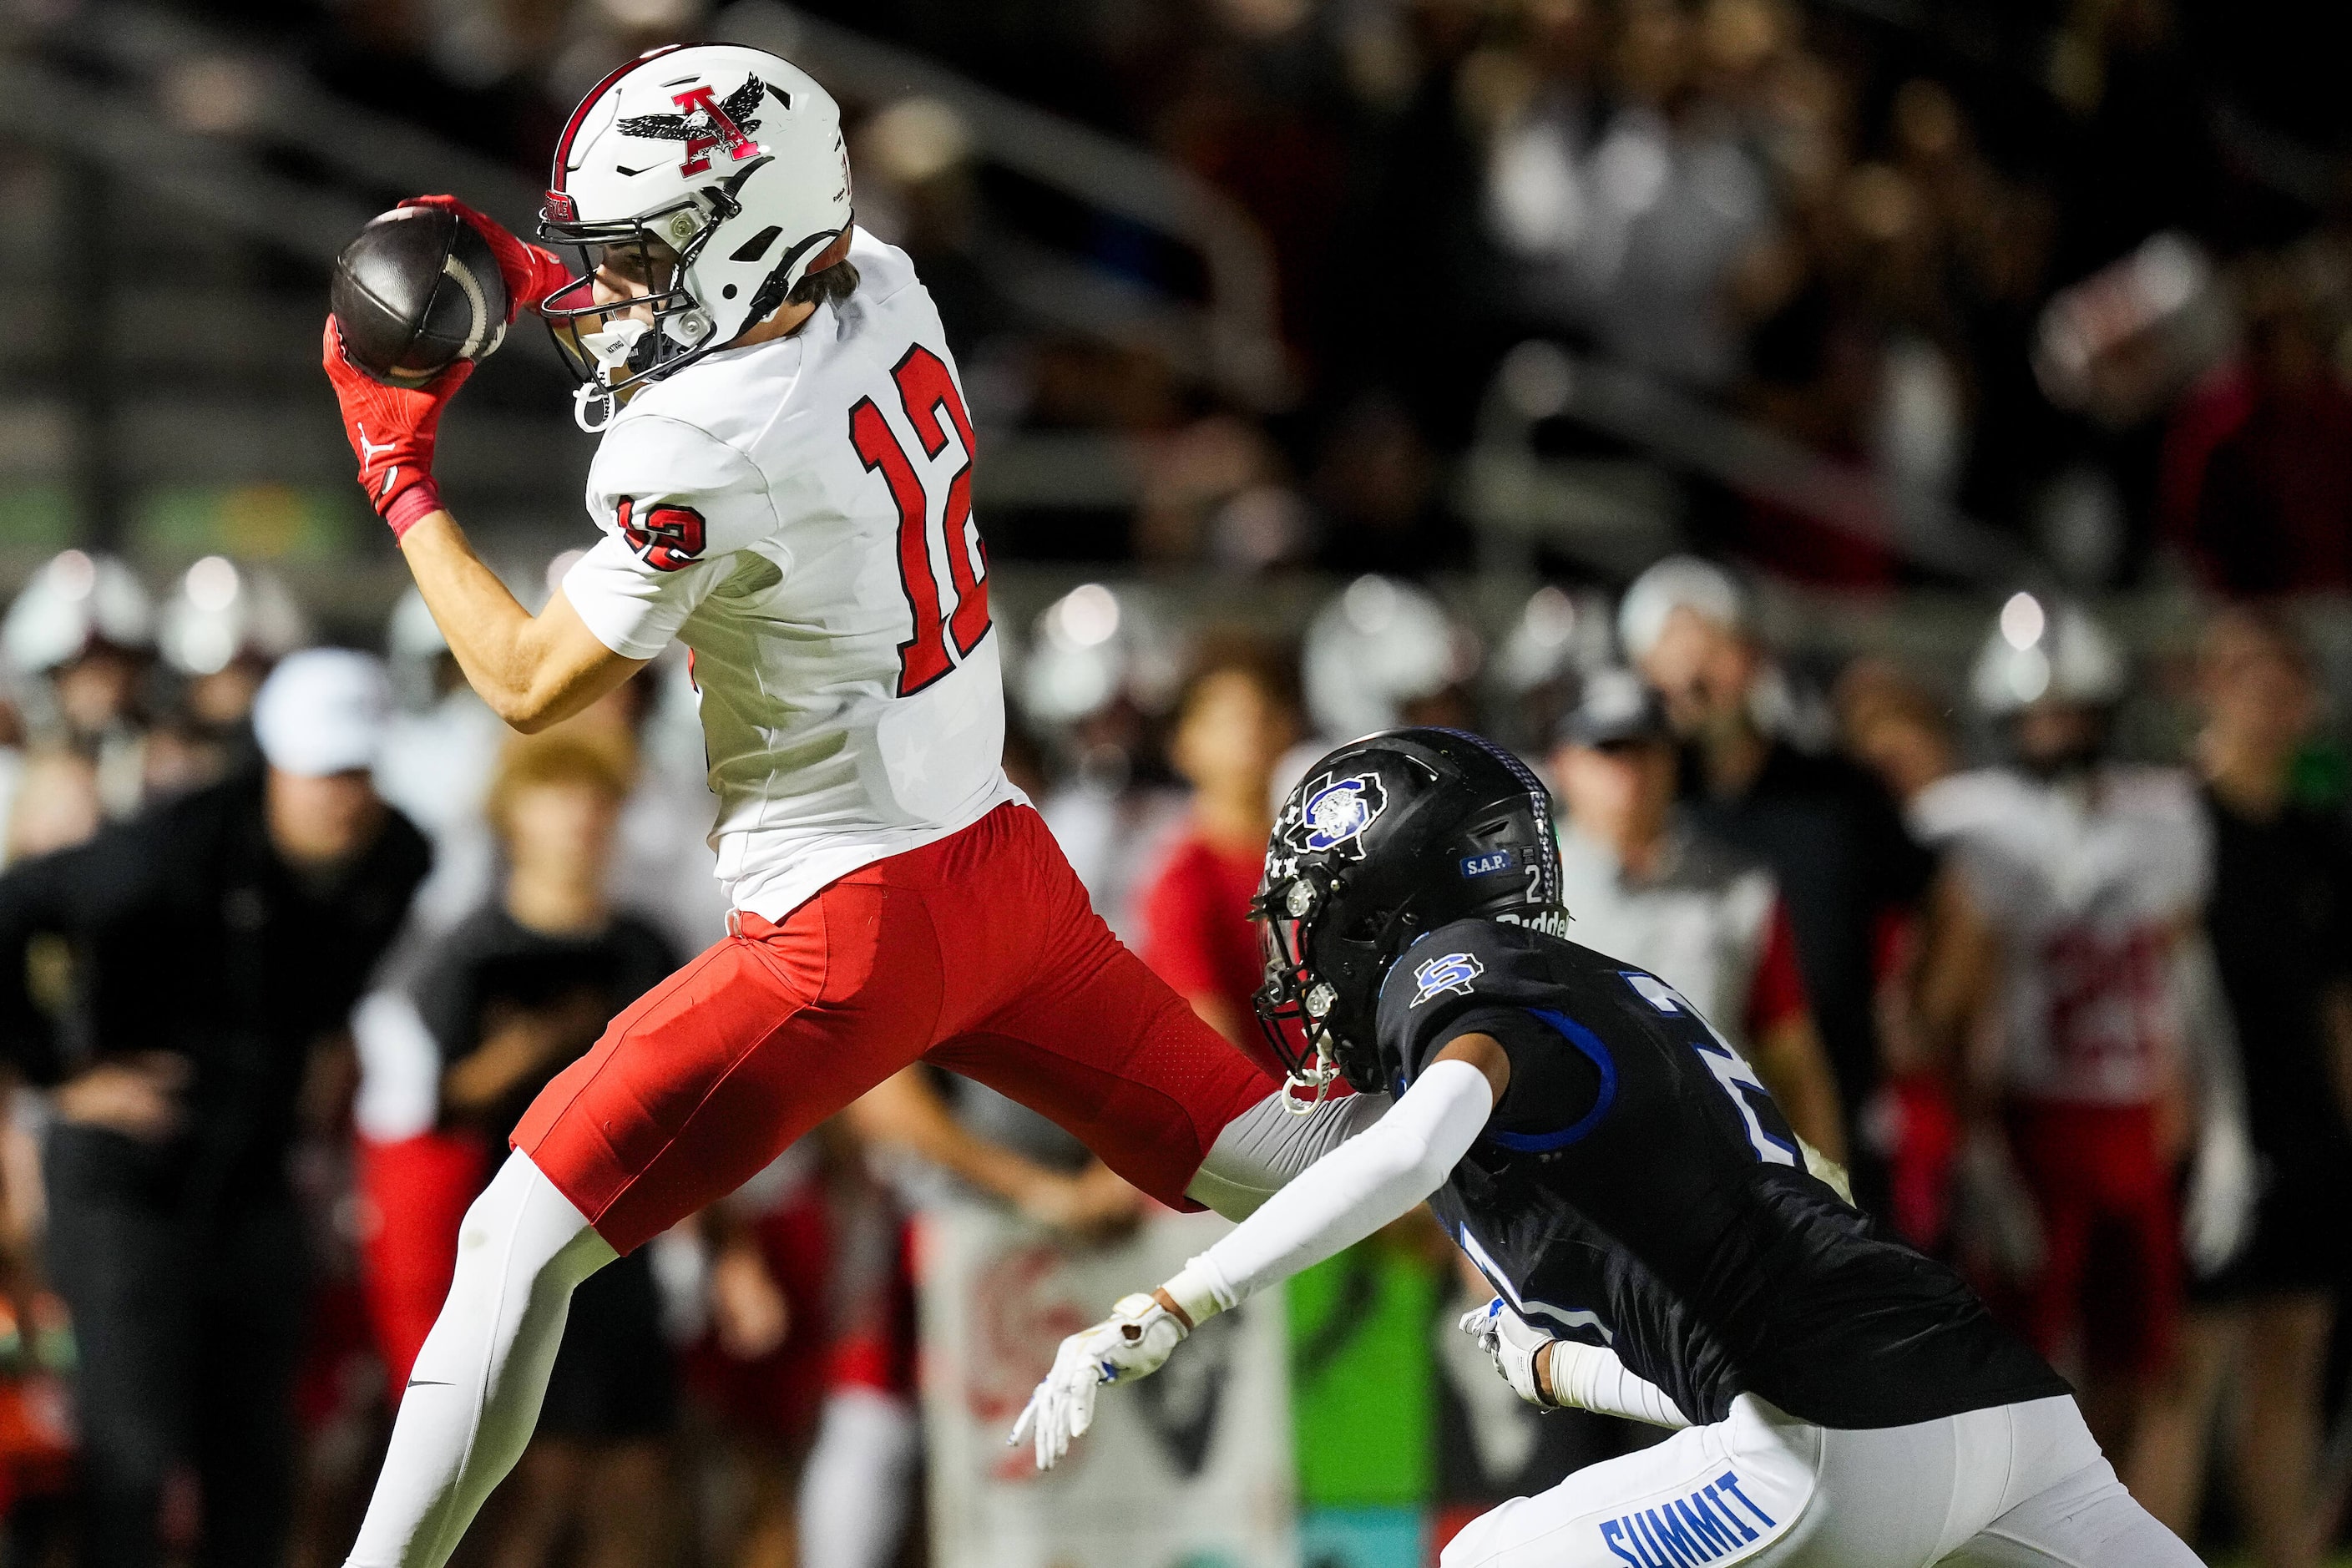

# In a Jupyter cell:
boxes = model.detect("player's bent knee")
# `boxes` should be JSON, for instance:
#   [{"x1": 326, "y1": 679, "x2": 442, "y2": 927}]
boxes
[{"x1": 425, "y1": 1153, "x2": 614, "y2": 1348}]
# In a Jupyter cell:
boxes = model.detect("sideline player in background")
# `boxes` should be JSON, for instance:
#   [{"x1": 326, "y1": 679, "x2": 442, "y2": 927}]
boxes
[
  {"x1": 321, "y1": 43, "x2": 1373, "y2": 1568},
  {"x1": 1021, "y1": 729, "x2": 2203, "y2": 1567},
  {"x1": 1914, "y1": 601, "x2": 2253, "y2": 1475}
]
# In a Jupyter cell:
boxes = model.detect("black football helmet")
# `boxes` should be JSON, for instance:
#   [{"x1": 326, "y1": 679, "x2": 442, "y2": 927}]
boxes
[{"x1": 1252, "y1": 727, "x2": 1565, "y2": 1099}]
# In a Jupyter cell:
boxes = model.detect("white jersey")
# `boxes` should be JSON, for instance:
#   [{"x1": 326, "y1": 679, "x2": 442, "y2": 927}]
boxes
[
  {"x1": 1910, "y1": 765, "x2": 2208, "y2": 1105},
  {"x1": 1554, "y1": 819, "x2": 1784, "y2": 1053},
  {"x1": 561, "y1": 229, "x2": 1019, "y2": 920}
]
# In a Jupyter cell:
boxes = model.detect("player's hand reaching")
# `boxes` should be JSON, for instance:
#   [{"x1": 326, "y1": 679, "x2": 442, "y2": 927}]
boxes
[
  {"x1": 323, "y1": 319, "x2": 473, "y2": 539},
  {"x1": 401, "y1": 195, "x2": 573, "y2": 318},
  {"x1": 2183, "y1": 1111, "x2": 2257, "y2": 1277},
  {"x1": 1010, "y1": 1292, "x2": 1191, "y2": 1469},
  {"x1": 1460, "y1": 1297, "x2": 1559, "y2": 1409}
]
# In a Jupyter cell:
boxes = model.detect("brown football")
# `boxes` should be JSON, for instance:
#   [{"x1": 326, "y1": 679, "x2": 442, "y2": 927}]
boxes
[{"x1": 331, "y1": 205, "x2": 511, "y2": 386}]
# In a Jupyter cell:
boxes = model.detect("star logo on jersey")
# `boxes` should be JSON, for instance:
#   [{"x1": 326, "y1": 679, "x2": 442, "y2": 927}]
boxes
[
  {"x1": 1409, "y1": 950, "x2": 1483, "y2": 1007},
  {"x1": 1287, "y1": 771, "x2": 1388, "y2": 858},
  {"x1": 617, "y1": 77, "x2": 780, "y2": 176}
]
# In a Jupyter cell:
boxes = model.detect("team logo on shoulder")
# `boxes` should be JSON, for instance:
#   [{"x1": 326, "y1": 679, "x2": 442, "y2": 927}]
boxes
[
  {"x1": 1410, "y1": 951, "x2": 1484, "y2": 1007},
  {"x1": 1292, "y1": 771, "x2": 1388, "y2": 857},
  {"x1": 616, "y1": 497, "x2": 707, "y2": 572}
]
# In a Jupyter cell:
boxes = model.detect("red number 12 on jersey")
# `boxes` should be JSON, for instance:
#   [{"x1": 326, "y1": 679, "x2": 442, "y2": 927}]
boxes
[{"x1": 848, "y1": 345, "x2": 991, "y2": 696}]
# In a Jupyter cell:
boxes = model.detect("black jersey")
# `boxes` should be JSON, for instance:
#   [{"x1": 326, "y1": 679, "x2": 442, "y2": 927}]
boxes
[
  {"x1": 414, "y1": 904, "x2": 680, "y2": 1136},
  {"x1": 1379, "y1": 918, "x2": 2067, "y2": 1430}
]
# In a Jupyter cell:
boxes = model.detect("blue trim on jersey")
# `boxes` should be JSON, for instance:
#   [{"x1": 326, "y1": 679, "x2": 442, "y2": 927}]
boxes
[{"x1": 1485, "y1": 1008, "x2": 1616, "y2": 1151}]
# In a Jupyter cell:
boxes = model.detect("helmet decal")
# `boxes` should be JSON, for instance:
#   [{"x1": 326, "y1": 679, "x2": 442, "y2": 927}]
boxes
[
  {"x1": 1289, "y1": 771, "x2": 1388, "y2": 857},
  {"x1": 1430, "y1": 726, "x2": 1560, "y2": 910},
  {"x1": 1409, "y1": 952, "x2": 1484, "y2": 1008},
  {"x1": 620, "y1": 78, "x2": 774, "y2": 175}
]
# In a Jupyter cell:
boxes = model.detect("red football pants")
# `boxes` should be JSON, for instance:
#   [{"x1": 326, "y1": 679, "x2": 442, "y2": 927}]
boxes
[
  {"x1": 513, "y1": 802, "x2": 1281, "y2": 1254},
  {"x1": 2004, "y1": 1099, "x2": 2181, "y2": 1378}
]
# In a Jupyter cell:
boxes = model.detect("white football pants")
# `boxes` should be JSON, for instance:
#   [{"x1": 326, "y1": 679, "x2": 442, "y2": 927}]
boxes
[{"x1": 1441, "y1": 1392, "x2": 2203, "y2": 1568}]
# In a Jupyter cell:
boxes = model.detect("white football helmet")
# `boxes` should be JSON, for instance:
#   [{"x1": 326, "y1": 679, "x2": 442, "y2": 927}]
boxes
[
  {"x1": 539, "y1": 43, "x2": 853, "y2": 425},
  {"x1": 1970, "y1": 592, "x2": 2127, "y2": 716},
  {"x1": 158, "y1": 557, "x2": 309, "y2": 677},
  {"x1": 1302, "y1": 576, "x2": 1477, "y2": 740},
  {"x1": 2, "y1": 550, "x2": 154, "y2": 675}
]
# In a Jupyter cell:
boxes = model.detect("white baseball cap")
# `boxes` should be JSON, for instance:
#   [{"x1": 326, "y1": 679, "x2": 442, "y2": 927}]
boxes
[
  {"x1": 1616, "y1": 556, "x2": 1750, "y2": 664},
  {"x1": 253, "y1": 648, "x2": 392, "y2": 776}
]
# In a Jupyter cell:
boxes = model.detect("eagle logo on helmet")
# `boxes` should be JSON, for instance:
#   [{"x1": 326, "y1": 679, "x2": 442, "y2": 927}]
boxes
[
  {"x1": 1283, "y1": 771, "x2": 1388, "y2": 858},
  {"x1": 618, "y1": 78, "x2": 781, "y2": 176}
]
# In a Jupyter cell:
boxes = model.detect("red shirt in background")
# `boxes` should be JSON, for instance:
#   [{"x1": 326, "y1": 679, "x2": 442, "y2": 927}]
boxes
[{"x1": 1134, "y1": 827, "x2": 1287, "y2": 1080}]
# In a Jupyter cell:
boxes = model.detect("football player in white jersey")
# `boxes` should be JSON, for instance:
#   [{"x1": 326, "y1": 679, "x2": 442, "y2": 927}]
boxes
[
  {"x1": 1909, "y1": 599, "x2": 2252, "y2": 1467},
  {"x1": 321, "y1": 43, "x2": 1375, "y2": 1568}
]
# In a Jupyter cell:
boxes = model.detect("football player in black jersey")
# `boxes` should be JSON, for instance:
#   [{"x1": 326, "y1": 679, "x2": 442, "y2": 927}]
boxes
[{"x1": 1014, "y1": 728, "x2": 2202, "y2": 1566}]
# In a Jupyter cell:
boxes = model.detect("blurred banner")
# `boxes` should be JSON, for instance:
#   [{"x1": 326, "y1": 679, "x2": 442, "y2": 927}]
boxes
[{"x1": 916, "y1": 1202, "x2": 1297, "y2": 1568}]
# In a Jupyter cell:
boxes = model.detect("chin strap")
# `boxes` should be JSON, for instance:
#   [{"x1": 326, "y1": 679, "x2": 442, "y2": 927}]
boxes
[
  {"x1": 1281, "y1": 1031, "x2": 1345, "y2": 1117},
  {"x1": 572, "y1": 384, "x2": 617, "y2": 432},
  {"x1": 572, "y1": 320, "x2": 650, "y2": 432}
]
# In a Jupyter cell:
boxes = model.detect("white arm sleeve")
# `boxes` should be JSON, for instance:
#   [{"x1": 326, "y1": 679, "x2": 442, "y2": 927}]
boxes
[
  {"x1": 1545, "y1": 1339, "x2": 1691, "y2": 1429},
  {"x1": 1164, "y1": 1059, "x2": 1493, "y2": 1321}
]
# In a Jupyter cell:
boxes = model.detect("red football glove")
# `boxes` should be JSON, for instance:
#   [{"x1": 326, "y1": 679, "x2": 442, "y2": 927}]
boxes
[
  {"x1": 322, "y1": 319, "x2": 473, "y2": 539},
  {"x1": 402, "y1": 194, "x2": 573, "y2": 318}
]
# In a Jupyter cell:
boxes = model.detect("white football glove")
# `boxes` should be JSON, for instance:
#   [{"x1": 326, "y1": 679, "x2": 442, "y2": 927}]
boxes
[
  {"x1": 1458, "y1": 1296, "x2": 1558, "y2": 1409},
  {"x1": 2183, "y1": 1114, "x2": 2258, "y2": 1277},
  {"x1": 1010, "y1": 1292, "x2": 1190, "y2": 1470}
]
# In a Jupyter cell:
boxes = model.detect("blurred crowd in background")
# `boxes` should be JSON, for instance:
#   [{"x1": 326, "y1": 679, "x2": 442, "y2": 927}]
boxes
[
  {"x1": 135, "y1": 0, "x2": 2352, "y2": 588},
  {"x1": 0, "y1": 545, "x2": 2344, "y2": 1567}
]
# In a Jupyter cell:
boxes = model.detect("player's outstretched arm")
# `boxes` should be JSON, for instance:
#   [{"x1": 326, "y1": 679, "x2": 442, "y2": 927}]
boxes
[
  {"x1": 322, "y1": 321, "x2": 645, "y2": 731},
  {"x1": 1013, "y1": 1036, "x2": 1507, "y2": 1469},
  {"x1": 398, "y1": 513, "x2": 645, "y2": 731}
]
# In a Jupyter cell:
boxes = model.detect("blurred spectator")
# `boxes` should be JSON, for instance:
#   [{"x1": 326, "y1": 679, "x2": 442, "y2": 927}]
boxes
[
  {"x1": 2162, "y1": 266, "x2": 2352, "y2": 594},
  {"x1": 1911, "y1": 599, "x2": 2245, "y2": 1488},
  {"x1": 836, "y1": 1070, "x2": 1144, "y2": 1568},
  {"x1": 1309, "y1": 394, "x2": 1468, "y2": 577},
  {"x1": 1023, "y1": 584, "x2": 1188, "y2": 940},
  {"x1": 1299, "y1": 575, "x2": 1482, "y2": 749},
  {"x1": 2130, "y1": 609, "x2": 2352, "y2": 1566},
  {"x1": 1546, "y1": 668, "x2": 1844, "y2": 1156},
  {"x1": 148, "y1": 558, "x2": 310, "y2": 798},
  {"x1": 1622, "y1": 557, "x2": 1932, "y2": 1200},
  {"x1": 0, "y1": 650, "x2": 427, "y2": 1568},
  {"x1": 557, "y1": 661, "x2": 729, "y2": 959},
  {"x1": 1, "y1": 553, "x2": 157, "y2": 821},
  {"x1": 1134, "y1": 635, "x2": 1303, "y2": 1061},
  {"x1": 686, "y1": 1131, "x2": 913, "y2": 1568},
  {"x1": 392, "y1": 730, "x2": 680, "y2": 1568},
  {"x1": 1834, "y1": 655, "x2": 1962, "y2": 810},
  {"x1": 1485, "y1": 0, "x2": 1773, "y2": 389},
  {"x1": 2, "y1": 749, "x2": 101, "y2": 870},
  {"x1": 374, "y1": 588, "x2": 513, "y2": 945},
  {"x1": 1830, "y1": 659, "x2": 1971, "y2": 1252}
]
